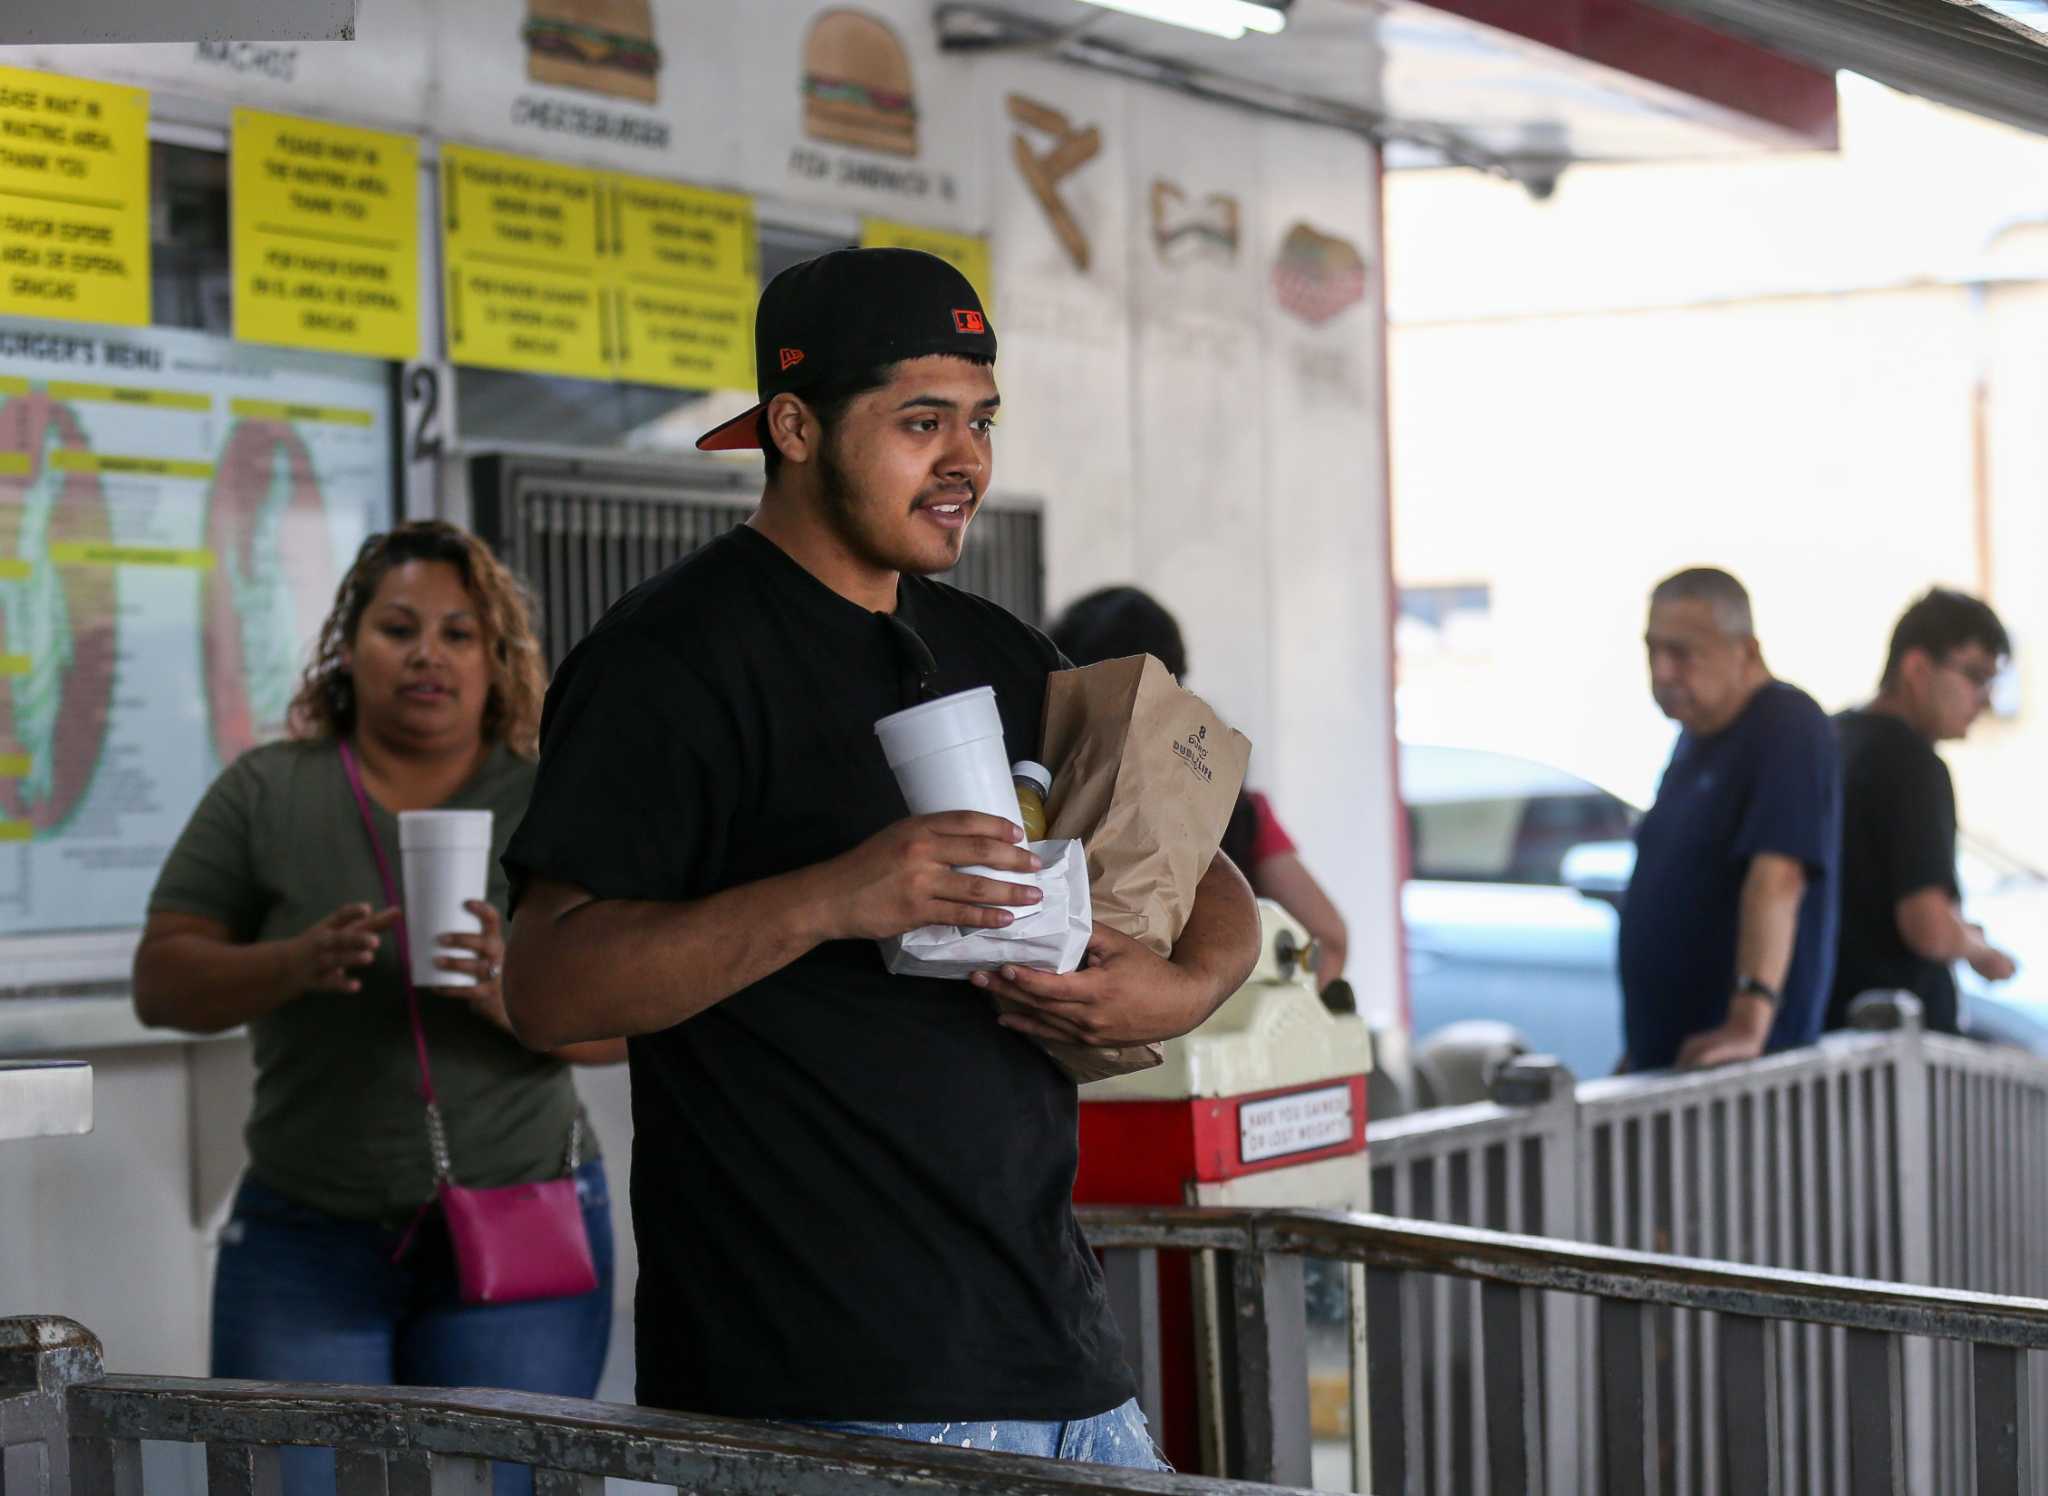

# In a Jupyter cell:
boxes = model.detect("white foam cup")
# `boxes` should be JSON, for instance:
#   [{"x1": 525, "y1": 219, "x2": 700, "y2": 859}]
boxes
[
  {"x1": 875, "y1": 687, "x2": 1034, "y2": 887},
  {"x1": 398, "y1": 810, "x2": 494, "y2": 987}
]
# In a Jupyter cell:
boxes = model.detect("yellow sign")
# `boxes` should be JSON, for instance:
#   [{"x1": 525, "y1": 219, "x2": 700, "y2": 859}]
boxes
[
  {"x1": 0, "y1": 452, "x2": 27, "y2": 477},
  {"x1": 0, "y1": 654, "x2": 27, "y2": 675},
  {"x1": 48, "y1": 380, "x2": 209, "y2": 411},
  {"x1": 0, "y1": 67, "x2": 150, "y2": 326},
  {"x1": 437, "y1": 147, "x2": 761, "y2": 389},
  {"x1": 233, "y1": 110, "x2": 420, "y2": 361},
  {"x1": 49, "y1": 453, "x2": 215, "y2": 480},
  {"x1": 862, "y1": 219, "x2": 994, "y2": 310},
  {"x1": 0, "y1": 754, "x2": 29, "y2": 777},
  {"x1": 49, "y1": 542, "x2": 213, "y2": 568},
  {"x1": 230, "y1": 398, "x2": 374, "y2": 426},
  {"x1": 441, "y1": 143, "x2": 608, "y2": 381},
  {"x1": 0, "y1": 822, "x2": 29, "y2": 843},
  {"x1": 0, "y1": 559, "x2": 28, "y2": 579},
  {"x1": 606, "y1": 173, "x2": 756, "y2": 391}
]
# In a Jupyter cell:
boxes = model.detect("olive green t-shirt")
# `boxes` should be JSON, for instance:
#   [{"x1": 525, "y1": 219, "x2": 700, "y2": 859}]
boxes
[{"x1": 149, "y1": 738, "x2": 595, "y2": 1221}]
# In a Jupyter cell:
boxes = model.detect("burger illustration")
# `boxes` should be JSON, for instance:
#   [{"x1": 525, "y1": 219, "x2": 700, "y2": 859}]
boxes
[
  {"x1": 523, "y1": 0, "x2": 662, "y2": 105},
  {"x1": 1272, "y1": 221, "x2": 1368, "y2": 326},
  {"x1": 803, "y1": 9, "x2": 918, "y2": 158}
]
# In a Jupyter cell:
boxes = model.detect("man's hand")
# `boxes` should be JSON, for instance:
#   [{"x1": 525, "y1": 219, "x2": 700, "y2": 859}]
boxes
[
  {"x1": 1972, "y1": 950, "x2": 2019, "y2": 982},
  {"x1": 816, "y1": 812, "x2": 1044, "y2": 942},
  {"x1": 1967, "y1": 927, "x2": 2019, "y2": 982},
  {"x1": 1676, "y1": 992, "x2": 1774, "y2": 1071},
  {"x1": 1676, "y1": 1025, "x2": 1766, "y2": 1070},
  {"x1": 971, "y1": 924, "x2": 1211, "y2": 1048}
]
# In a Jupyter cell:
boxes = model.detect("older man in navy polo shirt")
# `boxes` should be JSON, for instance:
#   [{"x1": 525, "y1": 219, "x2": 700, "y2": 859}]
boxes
[{"x1": 1619, "y1": 568, "x2": 1842, "y2": 1071}]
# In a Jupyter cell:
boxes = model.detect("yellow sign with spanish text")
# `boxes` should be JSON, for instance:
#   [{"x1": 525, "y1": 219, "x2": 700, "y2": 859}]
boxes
[
  {"x1": 233, "y1": 110, "x2": 420, "y2": 360},
  {"x1": 606, "y1": 173, "x2": 755, "y2": 392},
  {"x1": 441, "y1": 143, "x2": 608, "y2": 381},
  {"x1": 861, "y1": 219, "x2": 993, "y2": 310},
  {"x1": 0, "y1": 67, "x2": 150, "y2": 326}
]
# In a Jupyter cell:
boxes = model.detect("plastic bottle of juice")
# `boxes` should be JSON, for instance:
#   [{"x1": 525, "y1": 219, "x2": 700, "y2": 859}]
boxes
[{"x1": 1012, "y1": 760, "x2": 1052, "y2": 842}]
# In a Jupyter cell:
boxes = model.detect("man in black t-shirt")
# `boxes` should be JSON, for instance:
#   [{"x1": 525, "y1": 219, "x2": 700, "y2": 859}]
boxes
[
  {"x1": 498, "y1": 249, "x2": 1259, "y2": 1467},
  {"x1": 1829, "y1": 589, "x2": 2015, "y2": 1035}
]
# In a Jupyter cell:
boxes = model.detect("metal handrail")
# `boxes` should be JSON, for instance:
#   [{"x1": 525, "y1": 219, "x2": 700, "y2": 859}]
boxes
[
  {"x1": 1080, "y1": 1202, "x2": 2042, "y2": 1493},
  {"x1": 13, "y1": 1317, "x2": 1292, "y2": 1496},
  {"x1": 1352, "y1": 998, "x2": 2048, "y2": 1494},
  {"x1": 1080, "y1": 1203, "x2": 2048, "y2": 1349},
  {"x1": 17, "y1": 1203, "x2": 2046, "y2": 1496}
]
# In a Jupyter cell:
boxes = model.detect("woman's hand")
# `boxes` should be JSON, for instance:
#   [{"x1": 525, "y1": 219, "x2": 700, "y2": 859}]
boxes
[
  {"x1": 283, "y1": 902, "x2": 402, "y2": 995},
  {"x1": 428, "y1": 899, "x2": 513, "y2": 1031}
]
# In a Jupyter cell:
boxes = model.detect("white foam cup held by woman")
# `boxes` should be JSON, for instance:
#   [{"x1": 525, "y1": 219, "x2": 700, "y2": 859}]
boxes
[
  {"x1": 874, "y1": 687, "x2": 1032, "y2": 882},
  {"x1": 398, "y1": 810, "x2": 494, "y2": 986}
]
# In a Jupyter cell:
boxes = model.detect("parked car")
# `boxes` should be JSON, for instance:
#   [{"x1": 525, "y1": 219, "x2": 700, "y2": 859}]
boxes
[{"x1": 1401, "y1": 742, "x2": 2048, "y2": 1085}]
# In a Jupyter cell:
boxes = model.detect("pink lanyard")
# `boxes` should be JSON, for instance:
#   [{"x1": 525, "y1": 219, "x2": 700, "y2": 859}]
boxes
[{"x1": 337, "y1": 740, "x2": 439, "y2": 1111}]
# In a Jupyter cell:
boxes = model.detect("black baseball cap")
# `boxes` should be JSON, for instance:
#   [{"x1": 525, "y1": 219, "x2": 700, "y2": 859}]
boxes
[{"x1": 696, "y1": 247, "x2": 997, "y2": 452}]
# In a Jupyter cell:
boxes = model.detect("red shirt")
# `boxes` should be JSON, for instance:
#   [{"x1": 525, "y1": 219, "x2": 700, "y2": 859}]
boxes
[{"x1": 1247, "y1": 791, "x2": 1297, "y2": 866}]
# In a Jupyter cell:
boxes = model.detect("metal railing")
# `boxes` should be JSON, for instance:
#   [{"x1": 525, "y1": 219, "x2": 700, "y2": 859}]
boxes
[
  {"x1": 0, "y1": 1317, "x2": 1284, "y2": 1496},
  {"x1": 1084, "y1": 1204, "x2": 2048, "y2": 1496},
  {"x1": 13, "y1": 1199, "x2": 2048, "y2": 1496},
  {"x1": 1360, "y1": 997, "x2": 2048, "y2": 1494}
]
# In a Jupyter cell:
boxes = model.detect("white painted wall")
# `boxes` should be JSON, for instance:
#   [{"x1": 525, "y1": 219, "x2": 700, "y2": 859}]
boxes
[{"x1": 985, "y1": 58, "x2": 1400, "y2": 1021}]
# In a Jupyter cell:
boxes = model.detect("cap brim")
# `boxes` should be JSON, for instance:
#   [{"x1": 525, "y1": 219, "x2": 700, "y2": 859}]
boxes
[{"x1": 695, "y1": 404, "x2": 765, "y2": 452}]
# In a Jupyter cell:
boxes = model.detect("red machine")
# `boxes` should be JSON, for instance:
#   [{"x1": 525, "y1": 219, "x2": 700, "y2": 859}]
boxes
[{"x1": 1076, "y1": 903, "x2": 1374, "y2": 1472}]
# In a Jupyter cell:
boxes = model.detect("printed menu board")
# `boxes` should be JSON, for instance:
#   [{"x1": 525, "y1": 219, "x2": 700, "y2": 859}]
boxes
[{"x1": 0, "y1": 321, "x2": 394, "y2": 934}]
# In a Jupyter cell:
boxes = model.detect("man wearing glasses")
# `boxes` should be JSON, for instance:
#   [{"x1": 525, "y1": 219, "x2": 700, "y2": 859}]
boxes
[
  {"x1": 497, "y1": 249, "x2": 1259, "y2": 1467},
  {"x1": 1828, "y1": 589, "x2": 2016, "y2": 1036}
]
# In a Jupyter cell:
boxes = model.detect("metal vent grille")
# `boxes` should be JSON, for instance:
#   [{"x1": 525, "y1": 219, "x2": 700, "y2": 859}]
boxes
[{"x1": 470, "y1": 453, "x2": 1045, "y2": 668}]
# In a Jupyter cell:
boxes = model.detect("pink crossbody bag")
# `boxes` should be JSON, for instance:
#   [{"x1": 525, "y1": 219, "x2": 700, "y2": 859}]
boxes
[{"x1": 339, "y1": 742, "x2": 599, "y2": 1306}]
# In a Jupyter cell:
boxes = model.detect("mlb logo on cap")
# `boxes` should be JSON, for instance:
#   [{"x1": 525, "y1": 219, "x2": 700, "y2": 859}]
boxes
[{"x1": 952, "y1": 309, "x2": 986, "y2": 334}]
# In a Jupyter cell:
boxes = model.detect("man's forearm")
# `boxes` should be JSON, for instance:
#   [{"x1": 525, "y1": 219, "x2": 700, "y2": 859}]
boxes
[
  {"x1": 1169, "y1": 853, "x2": 1262, "y2": 1024},
  {"x1": 1728, "y1": 853, "x2": 1804, "y2": 1040},
  {"x1": 1897, "y1": 890, "x2": 1983, "y2": 964},
  {"x1": 1735, "y1": 869, "x2": 1801, "y2": 993},
  {"x1": 504, "y1": 866, "x2": 836, "y2": 1047}
]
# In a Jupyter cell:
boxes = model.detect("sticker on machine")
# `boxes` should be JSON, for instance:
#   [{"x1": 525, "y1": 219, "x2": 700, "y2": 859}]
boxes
[{"x1": 1239, "y1": 1084, "x2": 1354, "y2": 1164}]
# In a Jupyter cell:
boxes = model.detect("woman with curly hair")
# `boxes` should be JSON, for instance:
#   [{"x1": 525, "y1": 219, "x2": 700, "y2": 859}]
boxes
[{"x1": 134, "y1": 521, "x2": 621, "y2": 1496}]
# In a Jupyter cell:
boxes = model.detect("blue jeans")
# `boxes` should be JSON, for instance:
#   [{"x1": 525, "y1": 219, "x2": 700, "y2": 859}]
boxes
[
  {"x1": 211, "y1": 1161, "x2": 614, "y2": 1496},
  {"x1": 792, "y1": 1397, "x2": 1170, "y2": 1470}
]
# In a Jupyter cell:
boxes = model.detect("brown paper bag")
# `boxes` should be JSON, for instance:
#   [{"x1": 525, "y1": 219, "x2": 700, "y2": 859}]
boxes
[{"x1": 1025, "y1": 654, "x2": 1253, "y2": 1084}]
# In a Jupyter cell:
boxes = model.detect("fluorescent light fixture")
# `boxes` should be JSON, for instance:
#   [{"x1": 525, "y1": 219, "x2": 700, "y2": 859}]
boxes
[{"x1": 1078, "y1": 0, "x2": 1285, "y2": 40}]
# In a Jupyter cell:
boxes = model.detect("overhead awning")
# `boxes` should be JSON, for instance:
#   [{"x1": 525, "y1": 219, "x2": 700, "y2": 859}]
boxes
[
  {"x1": 1636, "y1": 0, "x2": 2048, "y2": 137},
  {"x1": 941, "y1": 0, "x2": 1843, "y2": 184}
]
